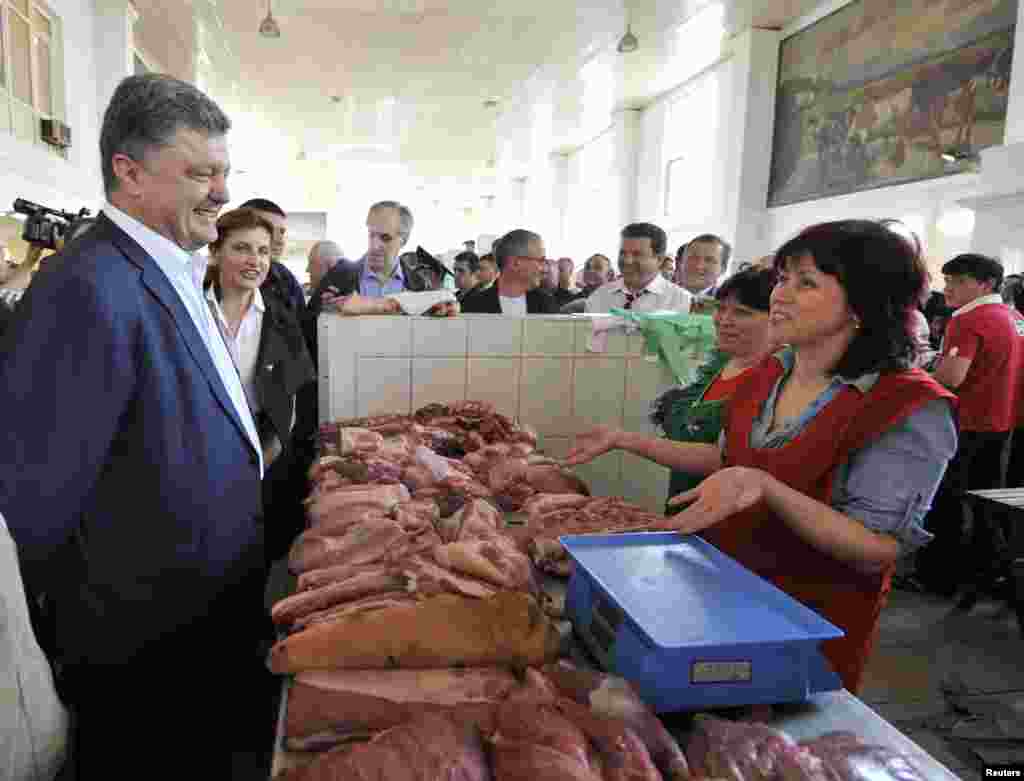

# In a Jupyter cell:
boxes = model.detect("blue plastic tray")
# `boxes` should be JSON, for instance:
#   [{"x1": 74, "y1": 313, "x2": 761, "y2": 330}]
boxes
[{"x1": 562, "y1": 532, "x2": 844, "y2": 712}]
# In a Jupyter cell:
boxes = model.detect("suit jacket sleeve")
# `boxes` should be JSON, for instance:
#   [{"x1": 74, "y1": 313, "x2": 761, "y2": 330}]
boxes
[{"x1": 0, "y1": 268, "x2": 137, "y2": 572}]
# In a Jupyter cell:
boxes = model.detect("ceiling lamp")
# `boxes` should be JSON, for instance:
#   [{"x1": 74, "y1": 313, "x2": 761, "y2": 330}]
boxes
[
  {"x1": 259, "y1": 0, "x2": 281, "y2": 38},
  {"x1": 617, "y1": 22, "x2": 639, "y2": 53}
]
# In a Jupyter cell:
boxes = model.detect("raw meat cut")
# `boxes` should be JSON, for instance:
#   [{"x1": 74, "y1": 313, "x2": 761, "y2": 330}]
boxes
[
  {"x1": 288, "y1": 521, "x2": 428, "y2": 575},
  {"x1": 523, "y1": 493, "x2": 592, "y2": 518},
  {"x1": 267, "y1": 592, "x2": 562, "y2": 673},
  {"x1": 401, "y1": 463, "x2": 437, "y2": 492},
  {"x1": 292, "y1": 592, "x2": 418, "y2": 631},
  {"x1": 278, "y1": 712, "x2": 491, "y2": 781},
  {"x1": 306, "y1": 484, "x2": 410, "y2": 527},
  {"x1": 338, "y1": 427, "x2": 385, "y2": 456},
  {"x1": 311, "y1": 507, "x2": 393, "y2": 538},
  {"x1": 271, "y1": 568, "x2": 410, "y2": 626},
  {"x1": 554, "y1": 698, "x2": 663, "y2": 781},
  {"x1": 392, "y1": 499, "x2": 440, "y2": 532},
  {"x1": 686, "y1": 715, "x2": 796, "y2": 781},
  {"x1": 492, "y1": 700, "x2": 601, "y2": 781},
  {"x1": 437, "y1": 499, "x2": 502, "y2": 543},
  {"x1": 541, "y1": 661, "x2": 689, "y2": 781},
  {"x1": 777, "y1": 732, "x2": 925, "y2": 781},
  {"x1": 285, "y1": 667, "x2": 521, "y2": 741},
  {"x1": 434, "y1": 536, "x2": 535, "y2": 593},
  {"x1": 403, "y1": 555, "x2": 497, "y2": 600}
]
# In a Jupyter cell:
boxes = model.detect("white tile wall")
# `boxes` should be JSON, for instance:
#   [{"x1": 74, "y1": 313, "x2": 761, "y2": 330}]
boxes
[
  {"x1": 573, "y1": 358, "x2": 626, "y2": 432},
  {"x1": 356, "y1": 316, "x2": 412, "y2": 356},
  {"x1": 520, "y1": 358, "x2": 574, "y2": 436},
  {"x1": 413, "y1": 358, "x2": 467, "y2": 410},
  {"x1": 467, "y1": 316, "x2": 523, "y2": 355},
  {"x1": 412, "y1": 317, "x2": 468, "y2": 356},
  {"x1": 523, "y1": 318, "x2": 576, "y2": 355},
  {"x1": 356, "y1": 357, "x2": 411, "y2": 417},
  {"x1": 467, "y1": 358, "x2": 521, "y2": 420}
]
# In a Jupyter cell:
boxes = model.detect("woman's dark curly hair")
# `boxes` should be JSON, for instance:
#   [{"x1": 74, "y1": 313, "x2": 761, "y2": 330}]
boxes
[{"x1": 773, "y1": 219, "x2": 927, "y2": 377}]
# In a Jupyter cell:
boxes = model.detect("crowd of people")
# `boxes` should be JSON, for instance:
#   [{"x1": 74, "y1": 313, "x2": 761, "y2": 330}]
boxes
[{"x1": 2, "y1": 72, "x2": 1024, "y2": 780}]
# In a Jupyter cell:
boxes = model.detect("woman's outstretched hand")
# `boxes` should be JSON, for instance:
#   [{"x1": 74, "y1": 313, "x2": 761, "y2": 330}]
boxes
[
  {"x1": 565, "y1": 425, "x2": 622, "y2": 466},
  {"x1": 666, "y1": 466, "x2": 770, "y2": 533}
]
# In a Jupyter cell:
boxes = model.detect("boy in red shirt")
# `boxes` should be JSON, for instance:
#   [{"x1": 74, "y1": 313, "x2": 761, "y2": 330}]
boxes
[{"x1": 917, "y1": 254, "x2": 1024, "y2": 598}]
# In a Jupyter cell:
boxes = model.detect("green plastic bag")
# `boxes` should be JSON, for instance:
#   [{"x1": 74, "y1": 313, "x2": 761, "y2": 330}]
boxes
[{"x1": 608, "y1": 309, "x2": 716, "y2": 385}]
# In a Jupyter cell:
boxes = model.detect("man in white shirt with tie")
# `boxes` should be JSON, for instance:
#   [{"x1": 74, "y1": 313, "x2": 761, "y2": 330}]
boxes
[{"x1": 586, "y1": 222, "x2": 691, "y2": 315}]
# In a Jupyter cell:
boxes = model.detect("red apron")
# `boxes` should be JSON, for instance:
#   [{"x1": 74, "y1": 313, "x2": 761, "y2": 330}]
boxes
[{"x1": 702, "y1": 358, "x2": 955, "y2": 692}]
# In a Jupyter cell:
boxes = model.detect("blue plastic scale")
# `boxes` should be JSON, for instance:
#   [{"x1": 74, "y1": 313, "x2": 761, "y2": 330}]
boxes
[{"x1": 562, "y1": 532, "x2": 845, "y2": 713}]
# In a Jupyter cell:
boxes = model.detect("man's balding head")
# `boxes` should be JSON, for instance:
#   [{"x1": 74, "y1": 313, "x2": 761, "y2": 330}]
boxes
[{"x1": 307, "y1": 240, "x2": 344, "y2": 289}]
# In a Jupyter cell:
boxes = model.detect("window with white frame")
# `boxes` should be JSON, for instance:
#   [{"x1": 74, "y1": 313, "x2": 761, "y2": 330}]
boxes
[{"x1": 0, "y1": 0, "x2": 62, "y2": 155}]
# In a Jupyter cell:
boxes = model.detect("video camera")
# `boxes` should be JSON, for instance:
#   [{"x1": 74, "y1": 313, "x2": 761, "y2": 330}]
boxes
[{"x1": 13, "y1": 198, "x2": 95, "y2": 251}]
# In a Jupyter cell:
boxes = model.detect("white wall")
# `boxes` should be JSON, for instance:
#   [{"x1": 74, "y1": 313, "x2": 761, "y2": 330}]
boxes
[
  {"x1": 0, "y1": 0, "x2": 103, "y2": 212},
  {"x1": 765, "y1": 174, "x2": 982, "y2": 279}
]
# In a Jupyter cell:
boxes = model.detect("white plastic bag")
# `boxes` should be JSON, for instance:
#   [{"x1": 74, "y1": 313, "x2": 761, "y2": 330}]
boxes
[{"x1": 0, "y1": 513, "x2": 69, "y2": 781}]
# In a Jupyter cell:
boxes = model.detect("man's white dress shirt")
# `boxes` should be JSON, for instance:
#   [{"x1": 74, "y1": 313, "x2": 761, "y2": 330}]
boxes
[
  {"x1": 104, "y1": 204, "x2": 263, "y2": 475},
  {"x1": 206, "y1": 286, "x2": 265, "y2": 414},
  {"x1": 585, "y1": 272, "x2": 692, "y2": 315},
  {"x1": 499, "y1": 294, "x2": 528, "y2": 316}
]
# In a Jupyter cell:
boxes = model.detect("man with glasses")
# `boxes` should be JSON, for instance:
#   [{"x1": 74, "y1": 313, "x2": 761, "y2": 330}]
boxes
[
  {"x1": 460, "y1": 229, "x2": 559, "y2": 314},
  {"x1": 586, "y1": 223, "x2": 692, "y2": 315}
]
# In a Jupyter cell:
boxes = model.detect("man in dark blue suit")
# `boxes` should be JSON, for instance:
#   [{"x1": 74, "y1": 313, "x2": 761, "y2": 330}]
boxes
[{"x1": 0, "y1": 75, "x2": 274, "y2": 776}]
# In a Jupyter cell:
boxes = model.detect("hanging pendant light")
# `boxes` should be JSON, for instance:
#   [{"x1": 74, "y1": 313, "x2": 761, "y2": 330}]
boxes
[
  {"x1": 259, "y1": 0, "x2": 282, "y2": 38},
  {"x1": 617, "y1": 22, "x2": 639, "y2": 53}
]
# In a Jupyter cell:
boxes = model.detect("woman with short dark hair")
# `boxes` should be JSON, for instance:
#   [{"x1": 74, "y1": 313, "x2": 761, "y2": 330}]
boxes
[
  {"x1": 207, "y1": 208, "x2": 315, "y2": 559},
  {"x1": 652, "y1": 267, "x2": 779, "y2": 504},
  {"x1": 569, "y1": 220, "x2": 957, "y2": 693}
]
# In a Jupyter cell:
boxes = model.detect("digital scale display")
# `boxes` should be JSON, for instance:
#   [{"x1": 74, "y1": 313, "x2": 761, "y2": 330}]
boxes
[{"x1": 691, "y1": 660, "x2": 753, "y2": 684}]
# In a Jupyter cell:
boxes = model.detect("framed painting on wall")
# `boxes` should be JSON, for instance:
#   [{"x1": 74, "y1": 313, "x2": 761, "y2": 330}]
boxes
[{"x1": 768, "y1": 0, "x2": 1017, "y2": 207}]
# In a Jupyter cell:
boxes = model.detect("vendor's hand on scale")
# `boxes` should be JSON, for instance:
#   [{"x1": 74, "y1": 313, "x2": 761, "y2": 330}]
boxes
[{"x1": 565, "y1": 220, "x2": 960, "y2": 696}]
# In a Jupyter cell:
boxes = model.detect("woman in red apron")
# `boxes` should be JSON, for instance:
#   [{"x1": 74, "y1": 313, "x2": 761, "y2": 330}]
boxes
[{"x1": 567, "y1": 220, "x2": 957, "y2": 693}]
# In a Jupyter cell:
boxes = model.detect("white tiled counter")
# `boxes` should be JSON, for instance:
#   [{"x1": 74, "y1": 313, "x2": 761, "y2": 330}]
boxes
[{"x1": 318, "y1": 314, "x2": 706, "y2": 512}]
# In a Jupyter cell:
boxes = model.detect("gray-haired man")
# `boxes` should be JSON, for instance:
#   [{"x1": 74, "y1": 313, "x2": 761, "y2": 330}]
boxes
[{"x1": 0, "y1": 74, "x2": 274, "y2": 777}]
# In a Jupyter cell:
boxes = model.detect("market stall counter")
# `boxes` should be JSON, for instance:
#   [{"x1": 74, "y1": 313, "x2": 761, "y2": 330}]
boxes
[{"x1": 270, "y1": 641, "x2": 962, "y2": 780}]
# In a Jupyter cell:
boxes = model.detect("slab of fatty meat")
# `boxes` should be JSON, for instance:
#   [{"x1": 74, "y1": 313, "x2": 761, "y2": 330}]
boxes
[
  {"x1": 776, "y1": 732, "x2": 926, "y2": 781},
  {"x1": 278, "y1": 712, "x2": 491, "y2": 781},
  {"x1": 491, "y1": 699, "x2": 603, "y2": 781},
  {"x1": 306, "y1": 483, "x2": 410, "y2": 527},
  {"x1": 541, "y1": 661, "x2": 690, "y2": 781},
  {"x1": 285, "y1": 667, "x2": 522, "y2": 745},
  {"x1": 288, "y1": 521, "x2": 441, "y2": 575},
  {"x1": 274, "y1": 555, "x2": 498, "y2": 629},
  {"x1": 433, "y1": 535, "x2": 535, "y2": 593},
  {"x1": 267, "y1": 591, "x2": 561, "y2": 674},
  {"x1": 436, "y1": 498, "x2": 503, "y2": 543},
  {"x1": 686, "y1": 715, "x2": 797, "y2": 781}
]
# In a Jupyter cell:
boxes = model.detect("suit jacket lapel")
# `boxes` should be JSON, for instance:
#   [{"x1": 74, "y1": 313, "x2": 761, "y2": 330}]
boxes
[{"x1": 102, "y1": 216, "x2": 255, "y2": 452}]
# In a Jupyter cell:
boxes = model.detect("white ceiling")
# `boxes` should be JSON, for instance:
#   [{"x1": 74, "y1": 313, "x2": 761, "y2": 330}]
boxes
[{"x1": 132, "y1": 0, "x2": 824, "y2": 207}]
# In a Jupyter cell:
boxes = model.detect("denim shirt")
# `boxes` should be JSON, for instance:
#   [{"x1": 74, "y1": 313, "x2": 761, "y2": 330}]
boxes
[
  {"x1": 737, "y1": 348, "x2": 957, "y2": 553},
  {"x1": 359, "y1": 258, "x2": 406, "y2": 298}
]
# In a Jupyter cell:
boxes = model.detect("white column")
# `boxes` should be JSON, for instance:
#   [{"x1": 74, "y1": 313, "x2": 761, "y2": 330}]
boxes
[
  {"x1": 93, "y1": 0, "x2": 136, "y2": 117},
  {"x1": 550, "y1": 152, "x2": 571, "y2": 255},
  {"x1": 720, "y1": 27, "x2": 781, "y2": 266},
  {"x1": 612, "y1": 108, "x2": 642, "y2": 225}
]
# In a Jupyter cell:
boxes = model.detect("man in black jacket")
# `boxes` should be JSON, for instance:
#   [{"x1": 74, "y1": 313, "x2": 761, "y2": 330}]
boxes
[{"x1": 460, "y1": 229, "x2": 558, "y2": 315}]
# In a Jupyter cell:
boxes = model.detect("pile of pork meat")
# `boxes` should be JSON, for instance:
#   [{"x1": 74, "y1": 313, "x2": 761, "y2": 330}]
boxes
[{"x1": 269, "y1": 400, "x2": 925, "y2": 781}]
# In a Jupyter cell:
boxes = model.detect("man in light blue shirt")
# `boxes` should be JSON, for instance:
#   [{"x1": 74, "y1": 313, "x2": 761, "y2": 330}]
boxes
[{"x1": 358, "y1": 200, "x2": 414, "y2": 297}]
